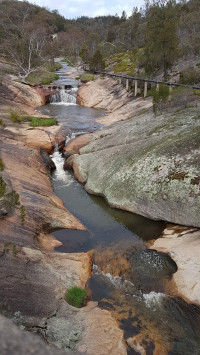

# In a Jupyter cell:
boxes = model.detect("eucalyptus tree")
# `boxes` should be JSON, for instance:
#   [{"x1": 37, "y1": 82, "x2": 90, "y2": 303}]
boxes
[
  {"x1": 144, "y1": 0, "x2": 178, "y2": 79},
  {"x1": 0, "y1": 1, "x2": 52, "y2": 82}
]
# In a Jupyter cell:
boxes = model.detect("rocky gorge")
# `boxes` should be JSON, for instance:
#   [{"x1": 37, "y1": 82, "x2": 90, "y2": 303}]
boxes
[{"x1": 0, "y1": 65, "x2": 200, "y2": 354}]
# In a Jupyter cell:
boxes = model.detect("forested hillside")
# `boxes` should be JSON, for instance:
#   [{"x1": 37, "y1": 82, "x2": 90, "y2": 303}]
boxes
[{"x1": 0, "y1": 0, "x2": 199, "y2": 82}]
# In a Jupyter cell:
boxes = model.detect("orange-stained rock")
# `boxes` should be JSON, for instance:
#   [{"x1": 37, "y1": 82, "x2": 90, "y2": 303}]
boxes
[
  {"x1": 77, "y1": 302, "x2": 127, "y2": 355},
  {"x1": 24, "y1": 125, "x2": 65, "y2": 153}
]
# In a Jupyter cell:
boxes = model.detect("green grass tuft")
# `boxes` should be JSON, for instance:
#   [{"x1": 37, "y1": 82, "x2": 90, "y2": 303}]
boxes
[
  {"x1": 29, "y1": 117, "x2": 58, "y2": 127},
  {"x1": 66, "y1": 287, "x2": 87, "y2": 308}
]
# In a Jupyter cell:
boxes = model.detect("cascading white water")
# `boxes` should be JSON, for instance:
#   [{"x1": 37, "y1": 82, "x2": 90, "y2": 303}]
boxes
[
  {"x1": 50, "y1": 132, "x2": 77, "y2": 185},
  {"x1": 50, "y1": 86, "x2": 77, "y2": 105}
]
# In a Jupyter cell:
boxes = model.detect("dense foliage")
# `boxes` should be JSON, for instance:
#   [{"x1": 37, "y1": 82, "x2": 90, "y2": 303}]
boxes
[{"x1": 0, "y1": 0, "x2": 199, "y2": 81}]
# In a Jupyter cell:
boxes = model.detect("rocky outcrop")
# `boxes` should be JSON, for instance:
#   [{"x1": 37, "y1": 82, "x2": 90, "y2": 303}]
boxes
[
  {"x1": 0, "y1": 75, "x2": 45, "y2": 115},
  {"x1": 151, "y1": 226, "x2": 200, "y2": 304},
  {"x1": 77, "y1": 76, "x2": 152, "y2": 125},
  {"x1": 0, "y1": 314, "x2": 78, "y2": 355},
  {"x1": 72, "y1": 107, "x2": 200, "y2": 228}
]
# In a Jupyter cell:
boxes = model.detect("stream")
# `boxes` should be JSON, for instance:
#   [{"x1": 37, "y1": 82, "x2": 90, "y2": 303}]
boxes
[{"x1": 38, "y1": 63, "x2": 200, "y2": 354}]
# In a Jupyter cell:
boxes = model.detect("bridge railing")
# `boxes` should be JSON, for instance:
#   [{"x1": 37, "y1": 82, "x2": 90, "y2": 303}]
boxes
[{"x1": 83, "y1": 66, "x2": 200, "y2": 97}]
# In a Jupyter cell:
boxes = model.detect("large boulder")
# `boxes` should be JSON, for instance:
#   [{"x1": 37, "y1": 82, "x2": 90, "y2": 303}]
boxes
[{"x1": 73, "y1": 107, "x2": 200, "y2": 227}]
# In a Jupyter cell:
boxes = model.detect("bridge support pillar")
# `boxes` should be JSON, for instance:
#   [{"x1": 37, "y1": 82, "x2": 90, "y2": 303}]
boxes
[
  {"x1": 134, "y1": 80, "x2": 138, "y2": 96},
  {"x1": 156, "y1": 83, "x2": 159, "y2": 92},
  {"x1": 169, "y1": 85, "x2": 173, "y2": 99},
  {"x1": 144, "y1": 81, "x2": 148, "y2": 98},
  {"x1": 126, "y1": 79, "x2": 129, "y2": 91}
]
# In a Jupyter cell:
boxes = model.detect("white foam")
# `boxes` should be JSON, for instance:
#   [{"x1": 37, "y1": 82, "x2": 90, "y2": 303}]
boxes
[
  {"x1": 143, "y1": 291, "x2": 165, "y2": 309},
  {"x1": 51, "y1": 151, "x2": 73, "y2": 185},
  {"x1": 50, "y1": 102, "x2": 77, "y2": 106}
]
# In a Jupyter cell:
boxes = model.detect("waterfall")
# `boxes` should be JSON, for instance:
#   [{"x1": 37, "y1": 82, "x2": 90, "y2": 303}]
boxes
[
  {"x1": 50, "y1": 86, "x2": 77, "y2": 105},
  {"x1": 51, "y1": 131, "x2": 77, "y2": 184}
]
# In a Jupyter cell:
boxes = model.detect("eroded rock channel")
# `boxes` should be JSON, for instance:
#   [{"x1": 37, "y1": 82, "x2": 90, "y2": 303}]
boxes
[{"x1": 37, "y1": 63, "x2": 200, "y2": 354}]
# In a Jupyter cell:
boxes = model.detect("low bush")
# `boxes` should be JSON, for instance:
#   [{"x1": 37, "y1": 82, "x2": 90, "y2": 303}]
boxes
[
  {"x1": 66, "y1": 287, "x2": 87, "y2": 308},
  {"x1": 41, "y1": 73, "x2": 59, "y2": 85},
  {"x1": 153, "y1": 84, "x2": 169, "y2": 114},
  {"x1": 9, "y1": 111, "x2": 23, "y2": 123},
  {"x1": 61, "y1": 58, "x2": 73, "y2": 66},
  {"x1": 0, "y1": 119, "x2": 5, "y2": 128},
  {"x1": 180, "y1": 67, "x2": 200, "y2": 85},
  {"x1": 80, "y1": 74, "x2": 94, "y2": 83},
  {"x1": 0, "y1": 158, "x2": 4, "y2": 171}
]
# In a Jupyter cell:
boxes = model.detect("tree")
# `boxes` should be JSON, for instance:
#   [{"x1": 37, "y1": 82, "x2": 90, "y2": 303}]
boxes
[
  {"x1": 144, "y1": 0, "x2": 178, "y2": 79},
  {"x1": 89, "y1": 49, "x2": 105, "y2": 72},
  {"x1": 0, "y1": 2, "x2": 52, "y2": 81},
  {"x1": 80, "y1": 43, "x2": 89, "y2": 63}
]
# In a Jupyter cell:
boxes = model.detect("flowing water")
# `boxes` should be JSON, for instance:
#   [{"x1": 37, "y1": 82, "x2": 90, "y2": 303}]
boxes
[{"x1": 38, "y1": 63, "x2": 200, "y2": 354}]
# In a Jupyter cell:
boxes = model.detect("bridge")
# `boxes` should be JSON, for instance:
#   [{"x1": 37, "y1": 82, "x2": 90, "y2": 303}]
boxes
[{"x1": 84, "y1": 67, "x2": 200, "y2": 98}]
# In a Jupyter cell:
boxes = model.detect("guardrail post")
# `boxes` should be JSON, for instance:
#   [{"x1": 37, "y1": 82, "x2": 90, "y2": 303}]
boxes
[
  {"x1": 144, "y1": 81, "x2": 148, "y2": 98},
  {"x1": 134, "y1": 80, "x2": 138, "y2": 96},
  {"x1": 169, "y1": 85, "x2": 173, "y2": 99},
  {"x1": 156, "y1": 83, "x2": 159, "y2": 92},
  {"x1": 126, "y1": 79, "x2": 129, "y2": 91}
]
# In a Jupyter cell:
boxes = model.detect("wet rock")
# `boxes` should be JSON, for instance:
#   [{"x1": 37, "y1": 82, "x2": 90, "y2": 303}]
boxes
[
  {"x1": 151, "y1": 226, "x2": 200, "y2": 304},
  {"x1": 64, "y1": 155, "x2": 78, "y2": 170},
  {"x1": 73, "y1": 107, "x2": 200, "y2": 227},
  {"x1": 40, "y1": 150, "x2": 56, "y2": 171}
]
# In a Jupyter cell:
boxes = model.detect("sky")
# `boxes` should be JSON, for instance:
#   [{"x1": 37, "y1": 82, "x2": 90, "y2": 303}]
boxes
[{"x1": 24, "y1": 0, "x2": 144, "y2": 19}]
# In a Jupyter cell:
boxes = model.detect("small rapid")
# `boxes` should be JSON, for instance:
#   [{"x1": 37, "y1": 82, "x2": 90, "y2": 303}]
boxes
[{"x1": 50, "y1": 87, "x2": 77, "y2": 105}]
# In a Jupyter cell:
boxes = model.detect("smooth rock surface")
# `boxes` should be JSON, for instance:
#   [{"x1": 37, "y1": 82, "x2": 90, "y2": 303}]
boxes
[
  {"x1": 72, "y1": 107, "x2": 200, "y2": 227},
  {"x1": 151, "y1": 226, "x2": 200, "y2": 304},
  {"x1": 77, "y1": 76, "x2": 152, "y2": 125},
  {"x1": 64, "y1": 133, "x2": 92, "y2": 156}
]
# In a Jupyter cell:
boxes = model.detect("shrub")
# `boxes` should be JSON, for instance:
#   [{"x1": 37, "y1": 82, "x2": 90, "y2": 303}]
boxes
[
  {"x1": 180, "y1": 67, "x2": 200, "y2": 85},
  {"x1": 66, "y1": 287, "x2": 87, "y2": 308},
  {"x1": 20, "y1": 205, "x2": 26, "y2": 225},
  {"x1": 9, "y1": 111, "x2": 23, "y2": 123},
  {"x1": 0, "y1": 158, "x2": 4, "y2": 171},
  {"x1": 0, "y1": 177, "x2": 6, "y2": 197},
  {"x1": 80, "y1": 74, "x2": 94, "y2": 83},
  {"x1": 61, "y1": 58, "x2": 73, "y2": 66},
  {"x1": 0, "y1": 119, "x2": 6, "y2": 128},
  {"x1": 153, "y1": 84, "x2": 169, "y2": 114}
]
